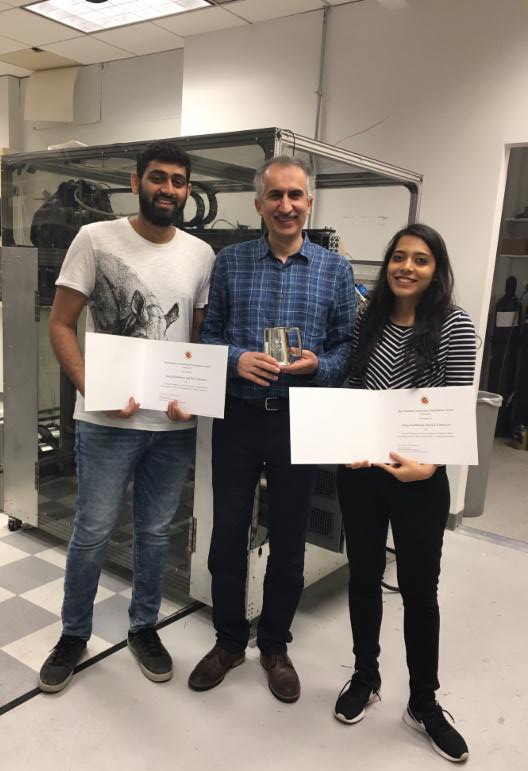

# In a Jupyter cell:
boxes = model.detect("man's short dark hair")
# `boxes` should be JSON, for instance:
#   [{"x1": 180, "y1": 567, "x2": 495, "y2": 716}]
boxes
[{"x1": 136, "y1": 140, "x2": 191, "y2": 181}]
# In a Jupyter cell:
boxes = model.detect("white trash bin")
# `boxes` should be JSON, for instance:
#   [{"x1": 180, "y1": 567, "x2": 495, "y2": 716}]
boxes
[{"x1": 463, "y1": 391, "x2": 502, "y2": 517}]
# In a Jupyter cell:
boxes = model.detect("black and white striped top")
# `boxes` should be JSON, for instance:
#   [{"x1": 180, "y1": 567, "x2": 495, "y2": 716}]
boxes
[{"x1": 348, "y1": 307, "x2": 476, "y2": 389}]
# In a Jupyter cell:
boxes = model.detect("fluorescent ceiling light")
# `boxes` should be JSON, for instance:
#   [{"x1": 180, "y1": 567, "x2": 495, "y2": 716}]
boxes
[{"x1": 24, "y1": 0, "x2": 213, "y2": 34}]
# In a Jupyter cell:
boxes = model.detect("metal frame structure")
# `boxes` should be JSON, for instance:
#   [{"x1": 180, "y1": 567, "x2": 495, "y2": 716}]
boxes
[{"x1": 1, "y1": 127, "x2": 422, "y2": 612}]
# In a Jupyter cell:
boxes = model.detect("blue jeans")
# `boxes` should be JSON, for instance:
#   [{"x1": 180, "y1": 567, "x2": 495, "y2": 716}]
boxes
[{"x1": 62, "y1": 420, "x2": 195, "y2": 640}]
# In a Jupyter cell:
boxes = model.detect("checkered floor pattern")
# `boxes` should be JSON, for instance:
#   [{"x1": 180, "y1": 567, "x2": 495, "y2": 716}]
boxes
[{"x1": 0, "y1": 513, "x2": 184, "y2": 708}]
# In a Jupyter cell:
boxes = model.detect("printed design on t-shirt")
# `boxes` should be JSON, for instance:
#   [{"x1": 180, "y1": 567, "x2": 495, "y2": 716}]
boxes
[{"x1": 90, "y1": 254, "x2": 180, "y2": 340}]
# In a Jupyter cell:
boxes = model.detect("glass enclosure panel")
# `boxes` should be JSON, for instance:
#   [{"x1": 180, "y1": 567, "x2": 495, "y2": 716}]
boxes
[
  {"x1": 1, "y1": 128, "x2": 422, "y2": 579},
  {"x1": 185, "y1": 144, "x2": 265, "y2": 246},
  {"x1": 312, "y1": 186, "x2": 412, "y2": 263},
  {"x1": 277, "y1": 145, "x2": 414, "y2": 266},
  {"x1": 0, "y1": 130, "x2": 278, "y2": 598}
]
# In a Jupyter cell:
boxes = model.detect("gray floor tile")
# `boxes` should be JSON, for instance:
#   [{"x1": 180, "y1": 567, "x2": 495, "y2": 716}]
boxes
[
  {"x1": 0, "y1": 557, "x2": 64, "y2": 595},
  {"x1": 91, "y1": 594, "x2": 131, "y2": 644},
  {"x1": 2, "y1": 530, "x2": 527, "y2": 771},
  {"x1": 0, "y1": 597, "x2": 58, "y2": 647},
  {"x1": 99, "y1": 570, "x2": 131, "y2": 594},
  {"x1": 0, "y1": 649, "x2": 39, "y2": 707},
  {"x1": 1, "y1": 529, "x2": 56, "y2": 556}
]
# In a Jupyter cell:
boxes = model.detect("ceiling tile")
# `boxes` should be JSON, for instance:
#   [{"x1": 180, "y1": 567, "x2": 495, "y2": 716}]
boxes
[
  {"x1": 0, "y1": 47, "x2": 79, "y2": 70},
  {"x1": 226, "y1": 0, "x2": 325, "y2": 23},
  {"x1": 374, "y1": 0, "x2": 408, "y2": 7},
  {"x1": 154, "y1": 6, "x2": 247, "y2": 36},
  {"x1": 42, "y1": 36, "x2": 134, "y2": 65},
  {"x1": 0, "y1": 8, "x2": 80, "y2": 45},
  {"x1": 94, "y1": 22, "x2": 184, "y2": 56},
  {"x1": 0, "y1": 61, "x2": 31, "y2": 77},
  {"x1": 0, "y1": 34, "x2": 26, "y2": 54}
]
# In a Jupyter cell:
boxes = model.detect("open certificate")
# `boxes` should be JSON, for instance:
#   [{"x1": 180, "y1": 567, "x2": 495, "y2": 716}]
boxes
[
  {"x1": 84, "y1": 332, "x2": 228, "y2": 419},
  {"x1": 290, "y1": 386, "x2": 478, "y2": 465}
]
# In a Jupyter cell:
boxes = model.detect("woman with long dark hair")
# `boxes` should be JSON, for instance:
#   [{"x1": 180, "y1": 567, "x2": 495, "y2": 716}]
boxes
[{"x1": 334, "y1": 224, "x2": 475, "y2": 763}]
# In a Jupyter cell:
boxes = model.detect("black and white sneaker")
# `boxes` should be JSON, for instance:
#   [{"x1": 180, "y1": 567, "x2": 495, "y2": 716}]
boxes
[
  {"x1": 403, "y1": 703, "x2": 469, "y2": 762},
  {"x1": 334, "y1": 673, "x2": 381, "y2": 724},
  {"x1": 39, "y1": 635, "x2": 87, "y2": 693},
  {"x1": 128, "y1": 627, "x2": 173, "y2": 682}
]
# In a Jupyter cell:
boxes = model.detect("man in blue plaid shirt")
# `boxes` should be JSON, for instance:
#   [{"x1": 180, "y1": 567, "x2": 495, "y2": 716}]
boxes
[{"x1": 189, "y1": 155, "x2": 356, "y2": 702}]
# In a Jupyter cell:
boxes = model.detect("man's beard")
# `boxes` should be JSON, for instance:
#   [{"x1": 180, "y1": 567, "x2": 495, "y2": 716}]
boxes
[{"x1": 138, "y1": 186, "x2": 187, "y2": 227}]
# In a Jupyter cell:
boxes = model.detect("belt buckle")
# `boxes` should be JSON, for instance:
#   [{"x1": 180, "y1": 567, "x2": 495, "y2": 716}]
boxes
[{"x1": 264, "y1": 397, "x2": 279, "y2": 412}]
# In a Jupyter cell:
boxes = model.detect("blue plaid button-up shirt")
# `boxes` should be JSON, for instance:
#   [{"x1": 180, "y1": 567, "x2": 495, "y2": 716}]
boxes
[{"x1": 200, "y1": 235, "x2": 356, "y2": 399}]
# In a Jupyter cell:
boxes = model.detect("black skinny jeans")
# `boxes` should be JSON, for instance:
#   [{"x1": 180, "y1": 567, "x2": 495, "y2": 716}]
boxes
[
  {"x1": 208, "y1": 397, "x2": 317, "y2": 656},
  {"x1": 337, "y1": 464, "x2": 450, "y2": 710}
]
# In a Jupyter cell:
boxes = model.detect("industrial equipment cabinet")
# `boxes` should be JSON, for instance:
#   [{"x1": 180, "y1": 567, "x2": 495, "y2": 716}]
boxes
[{"x1": 0, "y1": 127, "x2": 421, "y2": 617}]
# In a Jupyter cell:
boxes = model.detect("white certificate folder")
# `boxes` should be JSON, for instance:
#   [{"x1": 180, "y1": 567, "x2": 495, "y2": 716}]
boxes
[
  {"x1": 85, "y1": 332, "x2": 228, "y2": 419},
  {"x1": 290, "y1": 386, "x2": 478, "y2": 466}
]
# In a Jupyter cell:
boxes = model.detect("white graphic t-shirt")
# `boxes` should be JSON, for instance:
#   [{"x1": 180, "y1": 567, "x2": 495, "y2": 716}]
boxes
[{"x1": 56, "y1": 217, "x2": 215, "y2": 431}]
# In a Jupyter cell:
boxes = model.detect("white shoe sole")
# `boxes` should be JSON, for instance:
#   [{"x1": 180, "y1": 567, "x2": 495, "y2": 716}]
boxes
[
  {"x1": 402, "y1": 709, "x2": 469, "y2": 763},
  {"x1": 128, "y1": 641, "x2": 173, "y2": 683},
  {"x1": 38, "y1": 645, "x2": 87, "y2": 693},
  {"x1": 39, "y1": 671, "x2": 74, "y2": 693},
  {"x1": 334, "y1": 689, "x2": 381, "y2": 724}
]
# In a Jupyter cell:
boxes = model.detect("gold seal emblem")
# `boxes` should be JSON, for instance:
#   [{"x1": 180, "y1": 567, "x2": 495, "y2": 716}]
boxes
[
  {"x1": 185, "y1": 351, "x2": 192, "y2": 359},
  {"x1": 421, "y1": 396, "x2": 429, "y2": 405}
]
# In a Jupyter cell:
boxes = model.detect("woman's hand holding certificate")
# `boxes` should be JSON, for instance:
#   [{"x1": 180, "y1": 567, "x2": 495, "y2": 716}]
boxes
[
  {"x1": 371, "y1": 452, "x2": 437, "y2": 482},
  {"x1": 345, "y1": 452, "x2": 437, "y2": 482},
  {"x1": 289, "y1": 386, "x2": 478, "y2": 466}
]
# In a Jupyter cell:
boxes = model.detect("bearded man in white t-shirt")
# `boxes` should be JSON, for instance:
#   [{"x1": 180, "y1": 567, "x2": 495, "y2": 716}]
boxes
[{"x1": 39, "y1": 141, "x2": 215, "y2": 693}]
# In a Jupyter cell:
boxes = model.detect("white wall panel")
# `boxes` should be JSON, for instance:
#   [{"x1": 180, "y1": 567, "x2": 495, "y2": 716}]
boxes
[
  {"x1": 181, "y1": 11, "x2": 323, "y2": 136},
  {"x1": 22, "y1": 48, "x2": 184, "y2": 150},
  {"x1": 0, "y1": 74, "x2": 22, "y2": 149}
]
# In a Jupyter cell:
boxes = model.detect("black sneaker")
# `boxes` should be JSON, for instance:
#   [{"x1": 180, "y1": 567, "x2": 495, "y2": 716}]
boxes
[
  {"x1": 403, "y1": 703, "x2": 469, "y2": 762},
  {"x1": 39, "y1": 635, "x2": 87, "y2": 693},
  {"x1": 334, "y1": 673, "x2": 381, "y2": 724},
  {"x1": 128, "y1": 627, "x2": 173, "y2": 682}
]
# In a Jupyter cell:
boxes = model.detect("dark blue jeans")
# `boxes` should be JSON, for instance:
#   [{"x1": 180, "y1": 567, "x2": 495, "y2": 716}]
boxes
[
  {"x1": 62, "y1": 420, "x2": 195, "y2": 640},
  {"x1": 208, "y1": 398, "x2": 317, "y2": 656},
  {"x1": 337, "y1": 465, "x2": 450, "y2": 710}
]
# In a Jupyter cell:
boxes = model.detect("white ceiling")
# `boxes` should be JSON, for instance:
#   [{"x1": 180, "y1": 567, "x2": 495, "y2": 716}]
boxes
[{"x1": 0, "y1": 0, "x2": 362, "y2": 77}]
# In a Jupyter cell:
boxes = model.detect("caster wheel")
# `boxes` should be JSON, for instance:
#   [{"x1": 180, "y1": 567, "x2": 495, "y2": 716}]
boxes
[{"x1": 8, "y1": 518, "x2": 22, "y2": 532}]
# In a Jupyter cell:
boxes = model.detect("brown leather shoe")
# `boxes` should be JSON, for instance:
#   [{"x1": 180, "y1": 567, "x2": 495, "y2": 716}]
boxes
[
  {"x1": 260, "y1": 653, "x2": 300, "y2": 703},
  {"x1": 188, "y1": 644, "x2": 245, "y2": 691}
]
